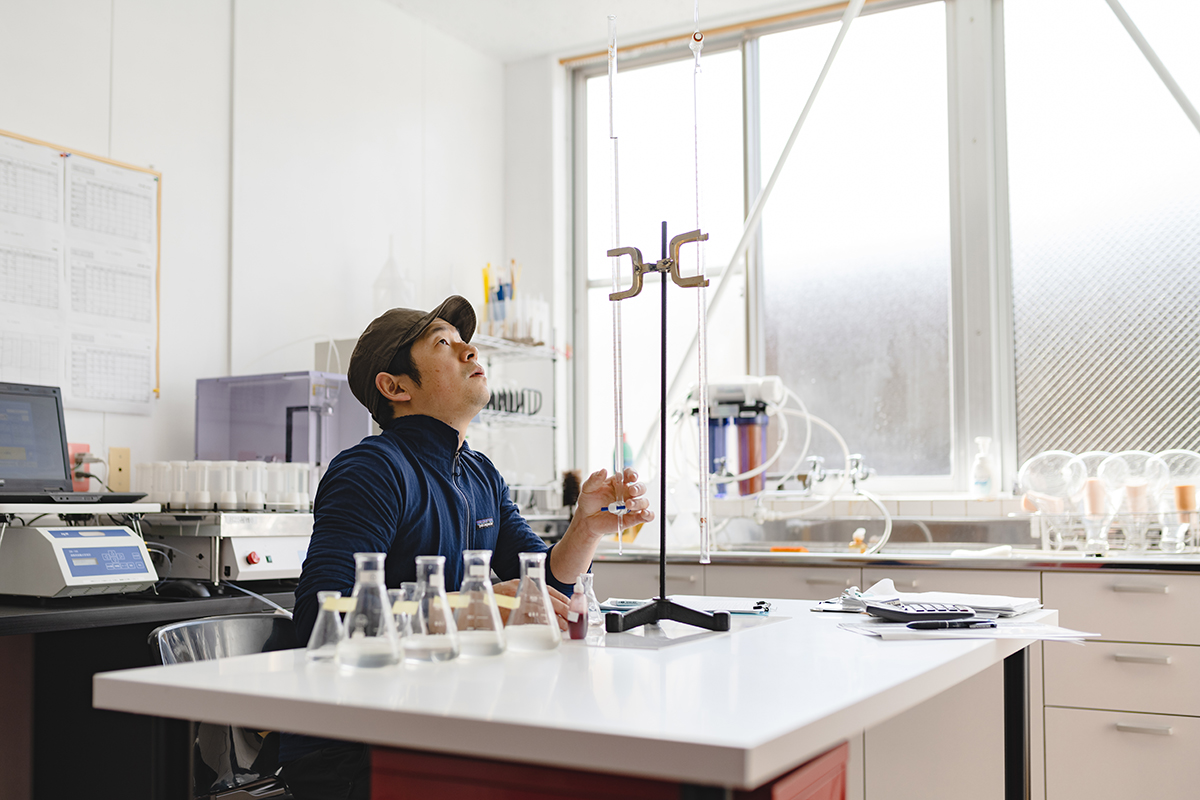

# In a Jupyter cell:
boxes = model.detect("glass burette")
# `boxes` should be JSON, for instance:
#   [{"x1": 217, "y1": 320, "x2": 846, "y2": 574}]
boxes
[{"x1": 608, "y1": 15, "x2": 626, "y2": 552}]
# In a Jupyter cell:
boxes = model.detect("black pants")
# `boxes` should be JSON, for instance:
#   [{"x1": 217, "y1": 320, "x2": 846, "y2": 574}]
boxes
[{"x1": 279, "y1": 743, "x2": 371, "y2": 800}]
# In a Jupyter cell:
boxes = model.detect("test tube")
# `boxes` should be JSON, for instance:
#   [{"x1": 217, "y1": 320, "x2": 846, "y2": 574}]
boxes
[
  {"x1": 169, "y1": 461, "x2": 189, "y2": 510},
  {"x1": 215, "y1": 461, "x2": 239, "y2": 510},
  {"x1": 239, "y1": 462, "x2": 266, "y2": 511},
  {"x1": 187, "y1": 461, "x2": 212, "y2": 510}
]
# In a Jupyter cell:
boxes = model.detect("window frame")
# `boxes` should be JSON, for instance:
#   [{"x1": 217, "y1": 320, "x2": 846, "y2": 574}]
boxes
[{"x1": 568, "y1": 0, "x2": 1017, "y2": 495}]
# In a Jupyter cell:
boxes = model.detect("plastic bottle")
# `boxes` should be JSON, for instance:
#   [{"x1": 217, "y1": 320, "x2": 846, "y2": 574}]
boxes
[
  {"x1": 970, "y1": 437, "x2": 998, "y2": 499},
  {"x1": 567, "y1": 576, "x2": 588, "y2": 640}
]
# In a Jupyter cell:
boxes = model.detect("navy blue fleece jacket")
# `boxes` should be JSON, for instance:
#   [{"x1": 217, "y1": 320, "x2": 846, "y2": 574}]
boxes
[{"x1": 282, "y1": 414, "x2": 569, "y2": 763}]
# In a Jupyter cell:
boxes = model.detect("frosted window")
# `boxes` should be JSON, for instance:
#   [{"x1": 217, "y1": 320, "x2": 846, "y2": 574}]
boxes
[
  {"x1": 760, "y1": 3, "x2": 952, "y2": 476},
  {"x1": 584, "y1": 51, "x2": 745, "y2": 471},
  {"x1": 1006, "y1": 0, "x2": 1200, "y2": 462}
]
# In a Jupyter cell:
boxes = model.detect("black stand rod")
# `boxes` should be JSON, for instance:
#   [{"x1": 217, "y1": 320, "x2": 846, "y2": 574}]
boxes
[
  {"x1": 606, "y1": 222, "x2": 730, "y2": 635},
  {"x1": 1003, "y1": 648, "x2": 1030, "y2": 800}
]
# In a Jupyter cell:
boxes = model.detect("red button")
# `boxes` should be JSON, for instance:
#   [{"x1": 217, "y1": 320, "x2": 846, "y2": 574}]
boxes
[{"x1": 246, "y1": 551, "x2": 261, "y2": 565}]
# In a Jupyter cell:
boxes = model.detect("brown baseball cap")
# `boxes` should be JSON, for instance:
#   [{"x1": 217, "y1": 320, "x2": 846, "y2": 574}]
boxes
[{"x1": 347, "y1": 295, "x2": 477, "y2": 423}]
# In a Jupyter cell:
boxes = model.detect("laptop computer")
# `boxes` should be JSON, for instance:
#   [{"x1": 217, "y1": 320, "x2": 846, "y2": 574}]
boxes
[{"x1": 0, "y1": 382, "x2": 145, "y2": 504}]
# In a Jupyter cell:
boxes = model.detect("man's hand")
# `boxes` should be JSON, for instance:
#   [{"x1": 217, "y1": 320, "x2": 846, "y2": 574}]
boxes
[
  {"x1": 492, "y1": 579, "x2": 571, "y2": 631},
  {"x1": 573, "y1": 468, "x2": 653, "y2": 541}
]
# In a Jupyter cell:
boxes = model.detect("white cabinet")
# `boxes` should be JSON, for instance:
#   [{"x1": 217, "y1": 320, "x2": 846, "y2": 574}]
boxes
[
  {"x1": 859, "y1": 568, "x2": 1044, "y2": 800},
  {"x1": 705, "y1": 564, "x2": 862, "y2": 600},
  {"x1": 589, "y1": 561, "x2": 704, "y2": 602},
  {"x1": 1042, "y1": 571, "x2": 1200, "y2": 799}
]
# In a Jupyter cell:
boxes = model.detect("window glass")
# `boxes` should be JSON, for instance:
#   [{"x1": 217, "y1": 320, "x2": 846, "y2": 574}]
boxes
[
  {"x1": 1006, "y1": 0, "x2": 1200, "y2": 461},
  {"x1": 584, "y1": 51, "x2": 745, "y2": 472},
  {"x1": 759, "y1": 2, "x2": 952, "y2": 476}
]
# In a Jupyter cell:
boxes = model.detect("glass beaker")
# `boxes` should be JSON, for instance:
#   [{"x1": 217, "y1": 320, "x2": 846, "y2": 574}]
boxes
[
  {"x1": 506, "y1": 552, "x2": 561, "y2": 651},
  {"x1": 336, "y1": 552, "x2": 399, "y2": 669},
  {"x1": 578, "y1": 572, "x2": 603, "y2": 628},
  {"x1": 307, "y1": 590, "x2": 344, "y2": 662},
  {"x1": 455, "y1": 550, "x2": 505, "y2": 657},
  {"x1": 402, "y1": 556, "x2": 459, "y2": 663}
]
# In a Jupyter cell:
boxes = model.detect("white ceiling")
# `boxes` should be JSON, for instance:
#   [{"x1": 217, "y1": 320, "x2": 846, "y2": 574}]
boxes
[{"x1": 383, "y1": 0, "x2": 822, "y2": 63}]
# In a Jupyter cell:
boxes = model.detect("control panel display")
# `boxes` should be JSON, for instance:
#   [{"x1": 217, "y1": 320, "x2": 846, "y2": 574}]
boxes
[
  {"x1": 48, "y1": 528, "x2": 131, "y2": 539},
  {"x1": 63, "y1": 546, "x2": 148, "y2": 577}
]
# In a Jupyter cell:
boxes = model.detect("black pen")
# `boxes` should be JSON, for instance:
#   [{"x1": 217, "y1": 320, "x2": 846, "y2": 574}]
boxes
[{"x1": 907, "y1": 619, "x2": 997, "y2": 630}]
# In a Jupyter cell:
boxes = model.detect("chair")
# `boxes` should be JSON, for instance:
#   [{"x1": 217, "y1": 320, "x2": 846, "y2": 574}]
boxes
[{"x1": 149, "y1": 613, "x2": 299, "y2": 800}]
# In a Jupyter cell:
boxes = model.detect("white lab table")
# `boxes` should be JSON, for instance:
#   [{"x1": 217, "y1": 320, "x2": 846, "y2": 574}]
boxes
[{"x1": 93, "y1": 597, "x2": 1053, "y2": 795}]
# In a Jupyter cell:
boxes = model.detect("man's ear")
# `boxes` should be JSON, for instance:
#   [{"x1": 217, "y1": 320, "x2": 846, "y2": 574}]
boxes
[{"x1": 375, "y1": 372, "x2": 412, "y2": 404}]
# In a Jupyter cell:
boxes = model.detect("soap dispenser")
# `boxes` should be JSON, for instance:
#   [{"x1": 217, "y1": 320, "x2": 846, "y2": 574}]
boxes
[{"x1": 970, "y1": 436, "x2": 998, "y2": 499}]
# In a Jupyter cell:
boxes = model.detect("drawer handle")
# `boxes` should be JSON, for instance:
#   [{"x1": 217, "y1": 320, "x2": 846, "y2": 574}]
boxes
[
  {"x1": 1113, "y1": 653, "x2": 1172, "y2": 666},
  {"x1": 804, "y1": 577, "x2": 851, "y2": 586},
  {"x1": 665, "y1": 574, "x2": 698, "y2": 583},
  {"x1": 1111, "y1": 583, "x2": 1169, "y2": 594},
  {"x1": 893, "y1": 580, "x2": 919, "y2": 590},
  {"x1": 1115, "y1": 722, "x2": 1173, "y2": 736}
]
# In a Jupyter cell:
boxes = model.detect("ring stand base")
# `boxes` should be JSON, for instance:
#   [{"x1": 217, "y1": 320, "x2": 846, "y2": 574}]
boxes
[{"x1": 605, "y1": 597, "x2": 731, "y2": 633}]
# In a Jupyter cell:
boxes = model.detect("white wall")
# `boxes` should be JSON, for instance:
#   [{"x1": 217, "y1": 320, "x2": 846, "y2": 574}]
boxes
[
  {"x1": 231, "y1": 0, "x2": 505, "y2": 376},
  {"x1": 0, "y1": 0, "x2": 506, "y2": 465}
]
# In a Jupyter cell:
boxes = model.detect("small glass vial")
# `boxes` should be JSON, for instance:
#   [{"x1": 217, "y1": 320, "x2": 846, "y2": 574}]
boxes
[
  {"x1": 455, "y1": 550, "x2": 505, "y2": 657},
  {"x1": 579, "y1": 572, "x2": 603, "y2": 628},
  {"x1": 307, "y1": 590, "x2": 344, "y2": 661},
  {"x1": 336, "y1": 553, "x2": 399, "y2": 669},
  {"x1": 506, "y1": 552, "x2": 561, "y2": 651},
  {"x1": 402, "y1": 556, "x2": 459, "y2": 663}
]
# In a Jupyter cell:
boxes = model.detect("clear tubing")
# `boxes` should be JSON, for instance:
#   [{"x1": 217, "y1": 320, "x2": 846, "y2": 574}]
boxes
[
  {"x1": 691, "y1": 3, "x2": 711, "y2": 565},
  {"x1": 608, "y1": 15, "x2": 626, "y2": 552}
]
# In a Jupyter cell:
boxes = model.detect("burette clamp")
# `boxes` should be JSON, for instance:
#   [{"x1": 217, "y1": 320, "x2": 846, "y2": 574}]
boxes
[{"x1": 607, "y1": 230, "x2": 710, "y2": 301}]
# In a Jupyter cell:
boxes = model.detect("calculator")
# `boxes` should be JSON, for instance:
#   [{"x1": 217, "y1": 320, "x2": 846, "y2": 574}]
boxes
[{"x1": 863, "y1": 600, "x2": 976, "y2": 623}]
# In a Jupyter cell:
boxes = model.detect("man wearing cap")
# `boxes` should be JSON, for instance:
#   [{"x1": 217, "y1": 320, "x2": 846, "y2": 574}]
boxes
[{"x1": 279, "y1": 296, "x2": 652, "y2": 800}]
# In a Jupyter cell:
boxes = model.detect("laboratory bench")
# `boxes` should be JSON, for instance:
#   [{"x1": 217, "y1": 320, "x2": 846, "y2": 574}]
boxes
[
  {"x1": 0, "y1": 586, "x2": 295, "y2": 800},
  {"x1": 592, "y1": 551, "x2": 1200, "y2": 800},
  {"x1": 94, "y1": 597, "x2": 1051, "y2": 799}
]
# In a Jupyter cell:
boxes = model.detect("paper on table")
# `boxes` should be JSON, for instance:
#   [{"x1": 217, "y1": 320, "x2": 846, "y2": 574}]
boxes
[
  {"x1": 819, "y1": 578, "x2": 1041, "y2": 617},
  {"x1": 838, "y1": 619, "x2": 1098, "y2": 642}
]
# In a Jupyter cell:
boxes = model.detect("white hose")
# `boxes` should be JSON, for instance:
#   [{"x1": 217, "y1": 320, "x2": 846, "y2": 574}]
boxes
[
  {"x1": 675, "y1": 399, "x2": 790, "y2": 485},
  {"x1": 857, "y1": 489, "x2": 894, "y2": 556},
  {"x1": 754, "y1": 411, "x2": 851, "y2": 521}
]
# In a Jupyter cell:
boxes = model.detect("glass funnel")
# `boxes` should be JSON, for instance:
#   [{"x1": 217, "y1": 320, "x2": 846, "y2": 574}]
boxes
[
  {"x1": 455, "y1": 550, "x2": 505, "y2": 657},
  {"x1": 402, "y1": 555, "x2": 459, "y2": 663},
  {"x1": 336, "y1": 552, "x2": 399, "y2": 669},
  {"x1": 506, "y1": 552, "x2": 561, "y2": 651},
  {"x1": 1156, "y1": 449, "x2": 1200, "y2": 552},
  {"x1": 1099, "y1": 451, "x2": 1169, "y2": 552},
  {"x1": 1018, "y1": 450, "x2": 1086, "y2": 550},
  {"x1": 306, "y1": 590, "x2": 344, "y2": 662},
  {"x1": 1068, "y1": 452, "x2": 1115, "y2": 554}
]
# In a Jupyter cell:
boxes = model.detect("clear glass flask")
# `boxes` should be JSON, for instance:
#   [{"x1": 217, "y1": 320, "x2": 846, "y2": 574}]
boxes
[
  {"x1": 578, "y1": 572, "x2": 603, "y2": 628},
  {"x1": 388, "y1": 582, "x2": 418, "y2": 639},
  {"x1": 336, "y1": 552, "x2": 399, "y2": 669},
  {"x1": 307, "y1": 590, "x2": 344, "y2": 662},
  {"x1": 402, "y1": 555, "x2": 459, "y2": 663},
  {"x1": 455, "y1": 550, "x2": 506, "y2": 657},
  {"x1": 506, "y1": 552, "x2": 561, "y2": 651}
]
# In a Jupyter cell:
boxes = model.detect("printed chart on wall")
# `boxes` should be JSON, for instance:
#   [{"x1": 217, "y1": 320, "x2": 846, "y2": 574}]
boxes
[{"x1": 0, "y1": 129, "x2": 159, "y2": 415}]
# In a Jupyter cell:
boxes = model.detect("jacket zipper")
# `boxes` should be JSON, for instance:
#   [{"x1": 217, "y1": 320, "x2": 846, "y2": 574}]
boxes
[{"x1": 452, "y1": 449, "x2": 472, "y2": 551}]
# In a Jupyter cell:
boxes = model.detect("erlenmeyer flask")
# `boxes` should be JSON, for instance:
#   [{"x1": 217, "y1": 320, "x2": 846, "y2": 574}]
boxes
[
  {"x1": 336, "y1": 552, "x2": 399, "y2": 669},
  {"x1": 306, "y1": 590, "x2": 344, "y2": 662},
  {"x1": 506, "y1": 552, "x2": 561, "y2": 651},
  {"x1": 455, "y1": 550, "x2": 505, "y2": 657},
  {"x1": 578, "y1": 572, "x2": 603, "y2": 628},
  {"x1": 402, "y1": 555, "x2": 459, "y2": 663},
  {"x1": 389, "y1": 582, "x2": 418, "y2": 639}
]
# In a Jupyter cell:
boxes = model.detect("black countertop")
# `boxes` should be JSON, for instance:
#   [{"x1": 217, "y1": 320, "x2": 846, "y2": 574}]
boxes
[{"x1": 0, "y1": 589, "x2": 295, "y2": 636}]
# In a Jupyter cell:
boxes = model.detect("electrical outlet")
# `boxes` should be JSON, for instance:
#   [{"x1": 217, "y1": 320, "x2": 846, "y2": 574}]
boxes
[
  {"x1": 108, "y1": 447, "x2": 131, "y2": 492},
  {"x1": 67, "y1": 443, "x2": 90, "y2": 492}
]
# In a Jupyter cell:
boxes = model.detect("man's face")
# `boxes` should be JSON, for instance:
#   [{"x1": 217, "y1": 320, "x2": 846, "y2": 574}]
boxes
[{"x1": 401, "y1": 319, "x2": 489, "y2": 421}]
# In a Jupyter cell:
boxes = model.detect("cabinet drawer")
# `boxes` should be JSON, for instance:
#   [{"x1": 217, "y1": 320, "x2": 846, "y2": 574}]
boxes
[
  {"x1": 590, "y1": 561, "x2": 703, "y2": 601},
  {"x1": 1045, "y1": 707, "x2": 1200, "y2": 799},
  {"x1": 861, "y1": 567, "x2": 1041, "y2": 598},
  {"x1": 704, "y1": 565, "x2": 861, "y2": 601},
  {"x1": 1042, "y1": 572, "x2": 1200, "y2": 645},
  {"x1": 1045, "y1": 640, "x2": 1200, "y2": 716}
]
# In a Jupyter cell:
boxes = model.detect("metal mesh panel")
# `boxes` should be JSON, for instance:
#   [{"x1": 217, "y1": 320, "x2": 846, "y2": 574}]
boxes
[{"x1": 1013, "y1": 198, "x2": 1200, "y2": 463}]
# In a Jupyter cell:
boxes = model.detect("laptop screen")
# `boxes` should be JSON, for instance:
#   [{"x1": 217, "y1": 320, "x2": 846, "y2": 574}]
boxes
[{"x1": 0, "y1": 383, "x2": 72, "y2": 492}]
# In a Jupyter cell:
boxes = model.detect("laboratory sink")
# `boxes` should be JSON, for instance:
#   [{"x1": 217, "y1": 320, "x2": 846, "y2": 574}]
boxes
[{"x1": 717, "y1": 517, "x2": 1033, "y2": 555}]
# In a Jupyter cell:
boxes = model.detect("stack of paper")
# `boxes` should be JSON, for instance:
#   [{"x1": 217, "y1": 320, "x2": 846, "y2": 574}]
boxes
[
  {"x1": 839, "y1": 619, "x2": 1098, "y2": 642},
  {"x1": 815, "y1": 579, "x2": 1041, "y2": 617}
]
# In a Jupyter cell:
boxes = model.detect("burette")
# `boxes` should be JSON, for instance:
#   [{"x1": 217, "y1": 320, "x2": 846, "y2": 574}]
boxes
[{"x1": 607, "y1": 16, "x2": 627, "y2": 554}]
